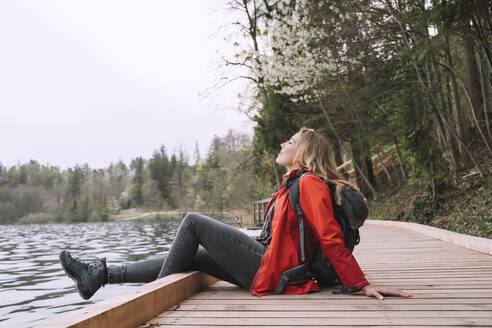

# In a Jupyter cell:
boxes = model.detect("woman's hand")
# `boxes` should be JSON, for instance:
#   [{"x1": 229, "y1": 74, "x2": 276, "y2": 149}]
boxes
[{"x1": 362, "y1": 284, "x2": 412, "y2": 300}]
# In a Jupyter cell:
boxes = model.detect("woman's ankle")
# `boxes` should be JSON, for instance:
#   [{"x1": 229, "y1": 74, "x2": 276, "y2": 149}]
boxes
[{"x1": 107, "y1": 265, "x2": 126, "y2": 284}]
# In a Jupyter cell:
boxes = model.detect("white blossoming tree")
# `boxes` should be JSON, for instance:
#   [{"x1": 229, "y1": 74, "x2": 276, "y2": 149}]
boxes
[{"x1": 256, "y1": 0, "x2": 382, "y2": 196}]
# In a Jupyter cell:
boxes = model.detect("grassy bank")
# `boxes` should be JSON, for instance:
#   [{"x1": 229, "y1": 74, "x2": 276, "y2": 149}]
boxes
[
  {"x1": 111, "y1": 208, "x2": 184, "y2": 221},
  {"x1": 368, "y1": 172, "x2": 492, "y2": 239},
  {"x1": 14, "y1": 207, "x2": 252, "y2": 226}
]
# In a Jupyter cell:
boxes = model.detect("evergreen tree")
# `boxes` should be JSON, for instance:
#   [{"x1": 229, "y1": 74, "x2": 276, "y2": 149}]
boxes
[
  {"x1": 193, "y1": 141, "x2": 201, "y2": 165},
  {"x1": 0, "y1": 163, "x2": 5, "y2": 186},
  {"x1": 148, "y1": 146, "x2": 171, "y2": 204},
  {"x1": 66, "y1": 166, "x2": 84, "y2": 221},
  {"x1": 130, "y1": 157, "x2": 145, "y2": 206}
]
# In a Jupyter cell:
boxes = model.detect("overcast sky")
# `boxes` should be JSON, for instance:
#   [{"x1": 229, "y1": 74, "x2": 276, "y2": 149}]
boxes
[{"x1": 0, "y1": 0, "x2": 253, "y2": 169}]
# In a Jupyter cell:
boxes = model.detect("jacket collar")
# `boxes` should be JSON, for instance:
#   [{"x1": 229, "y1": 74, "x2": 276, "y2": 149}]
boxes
[{"x1": 281, "y1": 168, "x2": 309, "y2": 188}]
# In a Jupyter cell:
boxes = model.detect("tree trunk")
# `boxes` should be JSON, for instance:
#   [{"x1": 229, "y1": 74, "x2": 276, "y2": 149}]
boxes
[
  {"x1": 438, "y1": 62, "x2": 492, "y2": 156},
  {"x1": 271, "y1": 156, "x2": 281, "y2": 188},
  {"x1": 332, "y1": 138, "x2": 343, "y2": 167},
  {"x1": 432, "y1": 61, "x2": 458, "y2": 184},
  {"x1": 350, "y1": 135, "x2": 378, "y2": 197},
  {"x1": 444, "y1": 36, "x2": 466, "y2": 158},
  {"x1": 376, "y1": 153, "x2": 392, "y2": 183},
  {"x1": 476, "y1": 49, "x2": 492, "y2": 140},
  {"x1": 462, "y1": 33, "x2": 483, "y2": 124},
  {"x1": 351, "y1": 141, "x2": 369, "y2": 196},
  {"x1": 319, "y1": 101, "x2": 377, "y2": 199},
  {"x1": 423, "y1": 61, "x2": 457, "y2": 180},
  {"x1": 394, "y1": 136, "x2": 407, "y2": 181},
  {"x1": 363, "y1": 143, "x2": 376, "y2": 188},
  {"x1": 343, "y1": 89, "x2": 377, "y2": 191}
]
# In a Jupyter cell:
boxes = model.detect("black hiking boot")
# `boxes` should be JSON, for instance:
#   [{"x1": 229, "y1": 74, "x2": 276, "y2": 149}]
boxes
[{"x1": 59, "y1": 250, "x2": 108, "y2": 300}]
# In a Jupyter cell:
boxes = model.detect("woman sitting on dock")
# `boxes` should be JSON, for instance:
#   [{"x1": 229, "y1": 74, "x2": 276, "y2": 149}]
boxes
[{"x1": 60, "y1": 128, "x2": 411, "y2": 300}]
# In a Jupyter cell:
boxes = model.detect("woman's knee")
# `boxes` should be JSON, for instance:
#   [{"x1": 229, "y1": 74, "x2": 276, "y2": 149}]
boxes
[
  {"x1": 182, "y1": 212, "x2": 202, "y2": 223},
  {"x1": 181, "y1": 212, "x2": 209, "y2": 228},
  {"x1": 180, "y1": 212, "x2": 221, "y2": 235}
]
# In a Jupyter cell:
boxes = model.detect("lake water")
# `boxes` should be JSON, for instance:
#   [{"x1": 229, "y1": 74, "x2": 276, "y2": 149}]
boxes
[{"x1": 0, "y1": 218, "x2": 185, "y2": 327}]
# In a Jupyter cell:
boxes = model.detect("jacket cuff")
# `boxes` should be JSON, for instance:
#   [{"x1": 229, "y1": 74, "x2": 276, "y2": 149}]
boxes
[
  {"x1": 354, "y1": 280, "x2": 370, "y2": 291},
  {"x1": 334, "y1": 280, "x2": 369, "y2": 294}
]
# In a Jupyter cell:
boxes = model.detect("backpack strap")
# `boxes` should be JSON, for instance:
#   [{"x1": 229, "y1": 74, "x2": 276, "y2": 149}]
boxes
[
  {"x1": 288, "y1": 171, "x2": 313, "y2": 262},
  {"x1": 326, "y1": 183, "x2": 345, "y2": 232}
]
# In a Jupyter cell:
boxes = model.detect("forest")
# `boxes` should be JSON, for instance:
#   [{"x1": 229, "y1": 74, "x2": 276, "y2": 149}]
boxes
[
  {"x1": 0, "y1": 131, "x2": 261, "y2": 224},
  {"x1": 1, "y1": 0, "x2": 491, "y2": 236}
]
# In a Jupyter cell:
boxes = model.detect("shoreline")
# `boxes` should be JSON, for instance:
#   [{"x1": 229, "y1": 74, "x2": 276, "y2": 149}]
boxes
[
  {"x1": 9, "y1": 208, "x2": 255, "y2": 228},
  {"x1": 113, "y1": 210, "x2": 184, "y2": 221}
]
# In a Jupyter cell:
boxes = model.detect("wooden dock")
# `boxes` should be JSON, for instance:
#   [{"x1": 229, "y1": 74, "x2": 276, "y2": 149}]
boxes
[{"x1": 38, "y1": 221, "x2": 492, "y2": 327}]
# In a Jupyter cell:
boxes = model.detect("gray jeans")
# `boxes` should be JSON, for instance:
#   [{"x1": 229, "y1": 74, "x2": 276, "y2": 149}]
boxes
[{"x1": 108, "y1": 213, "x2": 266, "y2": 288}]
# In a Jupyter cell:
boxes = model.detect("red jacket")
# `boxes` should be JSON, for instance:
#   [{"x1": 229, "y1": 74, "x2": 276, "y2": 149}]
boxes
[{"x1": 250, "y1": 169, "x2": 369, "y2": 296}]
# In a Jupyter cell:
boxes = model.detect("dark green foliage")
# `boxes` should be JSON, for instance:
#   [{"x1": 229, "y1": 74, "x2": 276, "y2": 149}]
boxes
[
  {"x1": 197, "y1": 131, "x2": 255, "y2": 213},
  {"x1": 148, "y1": 146, "x2": 171, "y2": 204},
  {"x1": 430, "y1": 0, "x2": 489, "y2": 31},
  {"x1": 18, "y1": 166, "x2": 27, "y2": 184},
  {"x1": 254, "y1": 90, "x2": 301, "y2": 155},
  {"x1": 252, "y1": 90, "x2": 303, "y2": 192},
  {"x1": 0, "y1": 163, "x2": 5, "y2": 186},
  {"x1": 66, "y1": 167, "x2": 84, "y2": 220},
  {"x1": 451, "y1": 182, "x2": 492, "y2": 238},
  {"x1": 0, "y1": 186, "x2": 44, "y2": 224},
  {"x1": 376, "y1": 70, "x2": 443, "y2": 179},
  {"x1": 408, "y1": 190, "x2": 435, "y2": 224},
  {"x1": 130, "y1": 157, "x2": 145, "y2": 207}
]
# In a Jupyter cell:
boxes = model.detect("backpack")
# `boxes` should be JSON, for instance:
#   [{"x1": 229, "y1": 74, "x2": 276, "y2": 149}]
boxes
[{"x1": 274, "y1": 172, "x2": 368, "y2": 294}]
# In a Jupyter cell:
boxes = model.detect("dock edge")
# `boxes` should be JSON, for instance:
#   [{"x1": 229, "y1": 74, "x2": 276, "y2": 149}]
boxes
[
  {"x1": 35, "y1": 271, "x2": 217, "y2": 328},
  {"x1": 367, "y1": 219, "x2": 492, "y2": 255}
]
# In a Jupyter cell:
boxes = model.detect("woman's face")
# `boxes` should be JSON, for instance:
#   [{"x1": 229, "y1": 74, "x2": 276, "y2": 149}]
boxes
[{"x1": 276, "y1": 133, "x2": 300, "y2": 171}]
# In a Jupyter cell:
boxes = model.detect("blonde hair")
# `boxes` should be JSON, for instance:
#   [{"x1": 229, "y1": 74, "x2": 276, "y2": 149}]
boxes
[{"x1": 294, "y1": 127, "x2": 358, "y2": 205}]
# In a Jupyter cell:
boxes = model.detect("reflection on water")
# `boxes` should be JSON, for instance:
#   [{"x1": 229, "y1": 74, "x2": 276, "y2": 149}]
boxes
[{"x1": 0, "y1": 218, "x2": 182, "y2": 327}]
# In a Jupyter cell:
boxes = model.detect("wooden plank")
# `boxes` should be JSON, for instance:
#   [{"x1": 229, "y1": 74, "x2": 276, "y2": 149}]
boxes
[
  {"x1": 35, "y1": 272, "x2": 217, "y2": 328},
  {"x1": 181, "y1": 298, "x2": 492, "y2": 305},
  {"x1": 357, "y1": 257, "x2": 492, "y2": 262},
  {"x1": 187, "y1": 294, "x2": 492, "y2": 299},
  {"x1": 187, "y1": 291, "x2": 492, "y2": 299},
  {"x1": 195, "y1": 285, "x2": 492, "y2": 295},
  {"x1": 174, "y1": 303, "x2": 492, "y2": 311},
  {"x1": 158, "y1": 310, "x2": 492, "y2": 318},
  {"x1": 190, "y1": 287, "x2": 492, "y2": 295},
  {"x1": 363, "y1": 267, "x2": 492, "y2": 272},
  {"x1": 338, "y1": 284, "x2": 492, "y2": 289},
  {"x1": 358, "y1": 264, "x2": 492, "y2": 268},
  {"x1": 145, "y1": 316, "x2": 492, "y2": 326},
  {"x1": 365, "y1": 269, "x2": 492, "y2": 274},
  {"x1": 140, "y1": 326, "x2": 490, "y2": 328},
  {"x1": 363, "y1": 278, "x2": 492, "y2": 283},
  {"x1": 357, "y1": 256, "x2": 492, "y2": 260}
]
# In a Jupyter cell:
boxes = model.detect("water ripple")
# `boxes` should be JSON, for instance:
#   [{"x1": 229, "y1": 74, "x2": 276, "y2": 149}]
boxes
[{"x1": 0, "y1": 218, "x2": 181, "y2": 327}]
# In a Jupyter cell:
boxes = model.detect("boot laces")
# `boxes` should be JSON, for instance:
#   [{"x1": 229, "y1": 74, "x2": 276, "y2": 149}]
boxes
[{"x1": 73, "y1": 256, "x2": 104, "y2": 272}]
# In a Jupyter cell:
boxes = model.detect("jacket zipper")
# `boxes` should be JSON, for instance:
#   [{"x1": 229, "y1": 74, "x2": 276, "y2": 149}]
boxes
[
  {"x1": 252, "y1": 175, "x2": 289, "y2": 294},
  {"x1": 251, "y1": 247, "x2": 271, "y2": 293}
]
